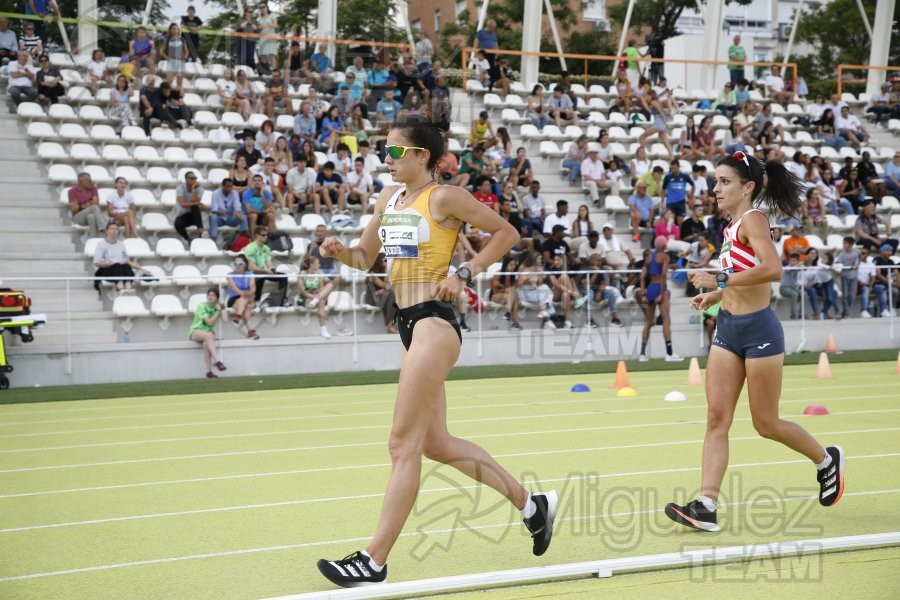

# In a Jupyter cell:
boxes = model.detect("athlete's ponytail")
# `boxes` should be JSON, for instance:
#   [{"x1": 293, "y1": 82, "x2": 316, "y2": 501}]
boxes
[{"x1": 718, "y1": 152, "x2": 803, "y2": 219}]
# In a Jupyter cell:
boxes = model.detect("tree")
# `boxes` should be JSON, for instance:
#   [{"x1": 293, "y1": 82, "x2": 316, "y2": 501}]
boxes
[
  {"x1": 608, "y1": 0, "x2": 751, "y2": 41},
  {"x1": 795, "y1": 0, "x2": 900, "y2": 81}
]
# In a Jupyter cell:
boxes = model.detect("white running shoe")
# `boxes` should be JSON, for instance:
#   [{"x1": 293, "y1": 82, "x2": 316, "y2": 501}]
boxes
[
  {"x1": 307, "y1": 297, "x2": 320, "y2": 309},
  {"x1": 543, "y1": 319, "x2": 556, "y2": 330},
  {"x1": 537, "y1": 310, "x2": 549, "y2": 320},
  {"x1": 573, "y1": 296, "x2": 587, "y2": 309},
  {"x1": 860, "y1": 310, "x2": 872, "y2": 318},
  {"x1": 665, "y1": 353, "x2": 685, "y2": 362},
  {"x1": 639, "y1": 354, "x2": 649, "y2": 362},
  {"x1": 320, "y1": 328, "x2": 332, "y2": 338}
]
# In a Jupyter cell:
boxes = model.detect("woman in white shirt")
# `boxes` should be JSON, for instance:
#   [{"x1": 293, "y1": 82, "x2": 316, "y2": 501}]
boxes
[
  {"x1": 87, "y1": 49, "x2": 111, "y2": 96},
  {"x1": 525, "y1": 84, "x2": 549, "y2": 130},
  {"x1": 105, "y1": 177, "x2": 137, "y2": 238},
  {"x1": 108, "y1": 75, "x2": 136, "y2": 130},
  {"x1": 629, "y1": 145, "x2": 650, "y2": 187},
  {"x1": 218, "y1": 68, "x2": 251, "y2": 119}
]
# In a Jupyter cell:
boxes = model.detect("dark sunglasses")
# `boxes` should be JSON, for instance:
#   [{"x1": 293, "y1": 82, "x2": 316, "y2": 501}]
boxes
[{"x1": 732, "y1": 151, "x2": 750, "y2": 169}]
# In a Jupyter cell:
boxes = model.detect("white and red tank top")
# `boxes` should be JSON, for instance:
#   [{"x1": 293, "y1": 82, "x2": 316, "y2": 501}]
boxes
[{"x1": 718, "y1": 209, "x2": 762, "y2": 273}]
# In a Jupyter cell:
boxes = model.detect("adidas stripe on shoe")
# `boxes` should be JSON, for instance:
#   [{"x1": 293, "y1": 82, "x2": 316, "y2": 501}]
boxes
[
  {"x1": 317, "y1": 551, "x2": 386, "y2": 588},
  {"x1": 817, "y1": 445, "x2": 845, "y2": 507},
  {"x1": 523, "y1": 491, "x2": 558, "y2": 556},
  {"x1": 664, "y1": 499, "x2": 720, "y2": 532}
]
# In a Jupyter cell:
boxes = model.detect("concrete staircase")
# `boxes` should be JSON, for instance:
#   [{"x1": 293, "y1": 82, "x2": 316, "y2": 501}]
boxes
[{"x1": 0, "y1": 108, "x2": 118, "y2": 349}]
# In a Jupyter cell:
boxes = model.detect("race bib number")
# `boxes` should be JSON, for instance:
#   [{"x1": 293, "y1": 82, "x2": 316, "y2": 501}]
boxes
[{"x1": 380, "y1": 213, "x2": 421, "y2": 258}]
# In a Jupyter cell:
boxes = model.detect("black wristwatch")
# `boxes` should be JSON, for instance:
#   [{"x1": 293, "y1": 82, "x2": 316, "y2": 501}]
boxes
[
  {"x1": 456, "y1": 266, "x2": 473, "y2": 284},
  {"x1": 716, "y1": 272, "x2": 729, "y2": 289}
]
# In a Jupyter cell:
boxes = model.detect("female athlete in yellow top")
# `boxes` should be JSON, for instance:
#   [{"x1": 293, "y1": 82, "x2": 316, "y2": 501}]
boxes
[
  {"x1": 316, "y1": 115, "x2": 558, "y2": 587},
  {"x1": 665, "y1": 151, "x2": 845, "y2": 533}
]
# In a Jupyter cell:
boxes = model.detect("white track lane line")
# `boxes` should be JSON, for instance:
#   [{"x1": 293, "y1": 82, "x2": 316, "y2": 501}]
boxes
[
  {"x1": 2, "y1": 391, "x2": 898, "y2": 442},
  {"x1": 1, "y1": 409, "x2": 898, "y2": 475},
  {"x1": 3, "y1": 368, "x2": 891, "y2": 417},
  {"x1": 1, "y1": 453, "x2": 898, "y2": 533},
  {"x1": 1, "y1": 378, "x2": 894, "y2": 429},
  {"x1": 1, "y1": 487, "x2": 898, "y2": 583}
]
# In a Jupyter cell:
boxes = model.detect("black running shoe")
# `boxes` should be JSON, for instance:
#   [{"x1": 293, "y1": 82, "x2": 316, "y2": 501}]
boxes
[
  {"x1": 665, "y1": 499, "x2": 720, "y2": 532},
  {"x1": 817, "y1": 446, "x2": 845, "y2": 507},
  {"x1": 317, "y1": 551, "x2": 387, "y2": 588},
  {"x1": 523, "y1": 491, "x2": 558, "y2": 556}
]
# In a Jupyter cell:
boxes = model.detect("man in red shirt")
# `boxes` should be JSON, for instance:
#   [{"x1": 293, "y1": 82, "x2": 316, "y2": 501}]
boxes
[
  {"x1": 472, "y1": 177, "x2": 500, "y2": 212},
  {"x1": 68, "y1": 172, "x2": 103, "y2": 238}
]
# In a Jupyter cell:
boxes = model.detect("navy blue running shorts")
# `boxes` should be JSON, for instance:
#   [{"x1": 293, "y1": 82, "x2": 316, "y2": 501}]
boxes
[{"x1": 712, "y1": 306, "x2": 785, "y2": 359}]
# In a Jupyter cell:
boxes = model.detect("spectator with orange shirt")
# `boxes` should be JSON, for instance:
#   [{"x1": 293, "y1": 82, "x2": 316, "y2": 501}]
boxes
[{"x1": 782, "y1": 223, "x2": 810, "y2": 262}]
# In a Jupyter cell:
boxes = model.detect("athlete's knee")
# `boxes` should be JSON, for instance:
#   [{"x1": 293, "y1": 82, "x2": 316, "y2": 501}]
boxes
[
  {"x1": 706, "y1": 407, "x2": 733, "y2": 432},
  {"x1": 387, "y1": 433, "x2": 424, "y2": 463},
  {"x1": 752, "y1": 416, "x2": 780, "y2": 440},
  {"x1": 422, "y1": 434, "x2": 455, "y2": 463}
]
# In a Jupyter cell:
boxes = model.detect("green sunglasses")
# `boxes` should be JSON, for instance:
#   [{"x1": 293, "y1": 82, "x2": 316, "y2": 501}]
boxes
[{"x1": 386, "y1": 145, "x2": 425, "y2": 159}]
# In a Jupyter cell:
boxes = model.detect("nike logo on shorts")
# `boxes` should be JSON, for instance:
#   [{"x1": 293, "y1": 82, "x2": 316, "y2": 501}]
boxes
[{"x1": 757, "y1": 343, "x2": 771, "y2": 350}]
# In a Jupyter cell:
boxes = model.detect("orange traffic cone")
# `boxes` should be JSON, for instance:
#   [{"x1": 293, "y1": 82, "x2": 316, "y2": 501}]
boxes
[
  {"x1": 816, "y1": 352, "x2": 832, "y2": 379},
  {"x1": 894, "y1": 351, "x2": 900, "y2": 375},
  {"x1": 823, "y1": 333, "x2": 838, "y2": 353},
  {"x1": 611, "y1": 360, "x2": 631, "y2": 389},
  {"x1": 686, "y1": 357, "x2": 703, "y2": 386}
]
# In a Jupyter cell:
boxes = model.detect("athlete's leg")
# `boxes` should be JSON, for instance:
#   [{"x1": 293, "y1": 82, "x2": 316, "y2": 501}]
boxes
[
  {"x1": 365, "y1": 318, "x2": 461, "y2": 565},
  {"x1": 700, "y1": 346, "x2": 746, "y2": 500},
  {"x1": 746, "y1": 355, "x2": 827, "y2": 463}
]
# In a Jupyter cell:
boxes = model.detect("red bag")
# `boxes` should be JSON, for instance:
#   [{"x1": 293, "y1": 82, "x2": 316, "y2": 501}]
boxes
[
  {"x1": 464, "y1": 286, "x2": 484, "y2": 314},
  {"x1": 0, "y1": 289, "x2": 31, "y2": 315},
  {"x1": 230, "y1": 234, "x2": 251, "y2": 253}
]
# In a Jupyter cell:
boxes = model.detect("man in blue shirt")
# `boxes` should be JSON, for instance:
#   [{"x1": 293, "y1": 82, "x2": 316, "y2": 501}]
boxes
[
  {"x1": 628, "y1": 181, "x2": 657, "y2": 242},
  {"x1": 24, "y1": 0, "x2": 58, "y2": 41},
  {"x1": 308, "y1": 44, "x2": 334, "y2": 92},
  {"x1": 293, "y1": 101, "x2": 317, "y2": 142},
  {"x1": 242, "y1": 174, "x2": 276, "y2": 229},
  {"x1": 474, "y1": 19, "x2": 498, "y2": 67},
  {"x1": 0, "y1": 17, "x2": 20, "y2": 61},
  {"x1": 367, "y1": 58, "x2": 396, "y2": 97},
  {"x1": 661, "y1": 159, "x2": 694, "y2": 221},
  {"x1": 209, "y1": 178, "x2": 249, "y2": 245},
  {"x1": 375, "y1": 91, "x2": 402, "y2": 132}
]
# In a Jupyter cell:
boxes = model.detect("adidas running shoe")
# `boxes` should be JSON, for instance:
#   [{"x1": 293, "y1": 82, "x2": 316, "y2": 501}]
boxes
[
  {"x1": 665, "y1": 499, "x2": 720, "y2": 532},
  {"x1": 317, "y1": 551, "x2": 387, "y2": 588},
  {"x1": 523, "y1": 491, "x2": 558, "y2": 556},
  {"x1": 817, "y1": 446, "x2": 845, "y2": 507}
]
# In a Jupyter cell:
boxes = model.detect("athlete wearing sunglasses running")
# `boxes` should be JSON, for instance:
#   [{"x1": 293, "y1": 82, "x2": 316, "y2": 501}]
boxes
[
  {"x1": 316, "y1": 114, "x2": 559, "y2": 587},
  {"x1": 665, "y1": 152, "x2": 845, "y2": 533}
]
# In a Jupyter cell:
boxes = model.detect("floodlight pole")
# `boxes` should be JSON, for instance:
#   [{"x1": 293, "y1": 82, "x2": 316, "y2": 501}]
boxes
[
  {"x1": 77, "y1": 0, "x2": 98, "y2": 54},
  {"x1": 142, "y1": 0, "x2": 152, "y2": 26},
  {"x1": 543, "y1": 0, "x2": 567, "y2": 72},
  {"x1": 476, "y1": 0, "x2": 490, "y2": 32},
  {"x1": 700, "y1": 0, "x2": 723, "y2": 91},
  {"x1": 865, "y1": 0, "x2": 895, "y2": 97},
  {"x1": 781, "y1": 0, "x2": 804, "y2": 68},
  {"x1": 611, "y1": 0, "x2": 636, "y2": 77},
  {"x1": 521, "y1": 0, "x2": 542, "y2": 87},
  {"x1": 318, "y1": 0, "x2": 337, "y2": 63}
]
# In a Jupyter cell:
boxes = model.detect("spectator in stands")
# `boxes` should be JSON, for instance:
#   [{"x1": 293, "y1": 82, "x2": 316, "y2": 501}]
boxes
[
  {"x1": 413, "y1": 29, "x2": 434, "y2": 75},
  {"x1": 347, "y1": 103, "x2": 369, "y2": 145},
  {"x1": 107, "y1": 74, "x2": 136, "y2": 129},
  {"x1": 865, "y1": 83, "x2": 893, "y2": 127},
  {"x1": 7, "y1": 50, "x2": 38, "y2": 105},
  {"x1": 639, "y1": 90, "x2": 674, "y2": 160},
  {"x1": 726, "y1": 35, "x2": 745, "y2": 87},
  {"x1": 140, "y1": 80, "x2": 177, "y2": 134},
  {"x1": 256, "y1": 2, "x2": 279, "y2": 73},
  {"x1": 430, "y1": 73, "x2": 451, "y2": 118},
  {"x1": 364, "y1": 253, "x2": 398, "y2": 334},
  {"x1": 857, "y1": 246, "x2": 876, "y2": 317},
  {"x1": 489, "y1": 55, "x2": 513, "y2": 96},
  {"x1": 298, "y1": 255, "x2": 343, "y2": 337},
  {"x1": 715, "y1": 82, "x2": 737, "y2": 118},
  {"x1": 560, "y1": 135, "x2": 587, "y2": 188},
  {"x1": 436, "y1": 138, "x2": 460, "y2": 185},
  {"x1": 654, "y1": 207, "x2": 689, "y2": 255},
  {"x1": 366, "y1": 58, "x2": 395, "y2": 99},
  {"x1": 346, "y1": 156, "x2": 374, "y2": 213},
  {"x1": 285, "y1": 154, "x2": 317, "y2": 214},
  {"x1": 93, "y1": 221, "x2": 147, "y2": 295},
  {"x1": 599, "y1": 222, "x2": 637, "y2": 275},
  {"x1": 570, "y1": 203, "x2": 594, "y2": 244},
  {"x1": 680, "y1": 202, "x2": 707, "y2": 245},
  {"x1": 835, "y1": 106, "x2": 869, "y2": 147},
  {"x1": 173, "y1": 171, "x2": 207, "y2": 240},
  {"x1": 395, "y1": 53, "x2": 426, "y2": 102},
  {"x1": 521, "y1": 180, "x2": 547, "y2": 238},
  {"x1": 873, "y1": 244, "x2": 898, "y2": 317},
  {"x1": 884, "y1": 151, "x2": 900, "y2": 197},
  {"x1": 803, "y1": 187, "x2": 831, "y2": 241},
  {"x1": 34, "y1": 53, "x2": 64, "y2": 104},
  {"x1": 270, "y1": 135, "x2": 293, "y2": 179},
  {"x1": 779, "y1": 252, "x2": 802, "y2": 319},
  {"x1": 209, "y1": 178, "x2": 248, "y2": 246},
  {"x1": 838, "y1": 167, "x2": 866, "y2": 213},
  {"x1": 315, "y1": 161, "x2": 347, "y2": 214},
  {"x1": 0, "y1": 17, "x2": 19, "y2": 62},
  {"x1": 374, "y1": 91, "x2": 402, "y2": 132},
  {"x1": 318, "y1": 105, "x2": 348, "y2": 153},
  {"x1": 661, "y1": 159, "x2": 694, "y2": 221},
  {"x1": 345, "y1": 54, "x2": 367, "y2": 83},
  {"x1": 547, "y1": 254, "x2": 585, "y2": 329},
  {"x1": 457, "y1": 145, "x2": 493, "y2": 190},
  {"x1": 541, "y1": 200, "x2": 571, "y2": 238},
  {"x1": 855, "y1": 199, "x2": 898, "y2": 252},
  {"x1": 189, "y1": 287, "x2": 227, "y2": 378},
  {"x1": 105, "y1": 177, "x2": 137, "y2": 238},
  {"x1": 834, "y1": 236, "x2": 860, "y2": 318},
  {"x1": 243, "y1": 174, "x2": 277, "y2": 229},
  {"x1": 764, "y1": 66, "x2": 792, "y2": 105},
  {"x1": 468, "y1": 110, "x2": 497, "y2": 149},
  {"x1": 685, "y1": 231, "x2": 714, "y2": 269},
  {"x1": 265, "y1": 68, "x2": 292, "y2": 118},
  {"x1": 581, "y1": 143, "x2": 611, "y2": 205},
  {"x1": 816, "y1": 108, "x2": 844, "y2": 150},
  {"x1": 308, "y1": 43, "x2": 334, "y2": 92},
  {"x1": 234, "y1": 69, "x2": 263, "y2": 116},
  {"x1": 782, "y1": 223, "x2": 809, "y2": 261},
  {"x1": 473, "y1": 18, "x2": 499, "y2": 66},
  {"x1": 129, "y1": 26, "x2": 156, "y2": 77},
  {"x1": 336, "y1": 73, "x2": 364, "y2": 111},
  {"x1": 508, "y1": 147, "x2": 534, "y2": 189},
  {"x1": 235, "y1": 7, "x2": 258, "y2": 68},
  {"x1": 679, "y1": 117, "x2": 701, "y2": 161},
  {"x1": 244, "y1": 225, "x2": 288, "y2": 306},
  {"x1": 225, "y1": 255, "x2": 259, "y2": 340},
  {"x1": 639, "y1": 236, "x2": 682, "y2": 361},
  {"x1": 517, "y1": 252, "x2": 557, "y2": 329},
  {"x1": 548, "y1": 84, "x2": 575, "y2": 127},
  {"x1": 723, "y1": 119, "x2": 748, "y2": 154},
  {"x1": 628, "y1": 181, "x2": 656, "y2": 242},
  {"x1": 696, "y1": 116, "x2": 724, "y2": 160},
  {"x1": 629, "y1": 145, "x2": 650, "y2": 187},
  {"x1": 68, "y1": 172, "x2": 102, "y2": 238},
  {"x1": 287, "y1": 41, "x2": 308, "y2": 83},
  {"x1": 293, "y1": 101, "x2": 317, "y2": 142},
  {"x1": 636, "y1": 164, "x2": 664, "y2": 198},
  {"x1": 181, "y1": 6, "x2": 202, "y2": 63},
  {"x1": 230, "y1": 154, "x2": 252, "y2": 195},
  {"x1": 691, "y1": 164, "x2": 711, "y2": 209},
  {"x1": 525, "y1": 84, "x2": 549, "y2": 131},
  {"x1": 86, "y1": 49, "x2": 110, "y2": 96},
  {"x1": 819, "y1": 168, "x2": 850, "y2": 216},
  {"x1": 160, "y1": 23, "x2": 186, "y2": 90},
  {"x1": 858, "y1": 152, "x2": 885, "y2": 201},
  {"x1": 19, "y1": 24, "x2": 44, "y2": 61}
]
